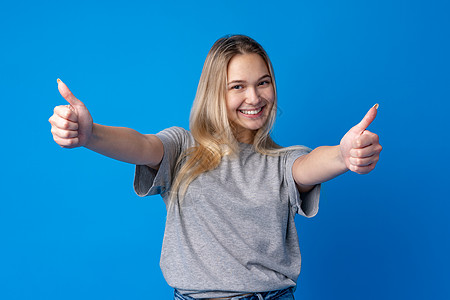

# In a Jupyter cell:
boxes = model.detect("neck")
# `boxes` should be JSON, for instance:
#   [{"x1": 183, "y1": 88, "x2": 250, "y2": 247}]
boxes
[{"x1": 233, "y1": 128, "x2": 256, "y2": 144}]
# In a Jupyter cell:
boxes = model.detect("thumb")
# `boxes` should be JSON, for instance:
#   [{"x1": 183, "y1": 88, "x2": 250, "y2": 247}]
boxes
[
  {"x1": 353, "y1": 103, "x2": 379, "y2": 133},
  {"x1": 57, "y1": 78, "x2": 84, "y2": 107}
]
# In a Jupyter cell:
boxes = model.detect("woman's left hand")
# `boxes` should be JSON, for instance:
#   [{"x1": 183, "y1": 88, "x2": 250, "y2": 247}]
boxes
[{"x1": 339, "y1": 104, "x2": 383, "y2": 174}]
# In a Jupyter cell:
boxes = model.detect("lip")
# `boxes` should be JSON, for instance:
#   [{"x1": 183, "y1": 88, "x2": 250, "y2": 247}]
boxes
[{"x1": 238, "y1": 105, "x2": 265, "y2": 118}]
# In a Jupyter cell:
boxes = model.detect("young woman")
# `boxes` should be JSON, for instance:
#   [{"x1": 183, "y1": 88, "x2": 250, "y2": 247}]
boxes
[{"x1": 49, "y1": 35, "x2": 382, "y2": 300}]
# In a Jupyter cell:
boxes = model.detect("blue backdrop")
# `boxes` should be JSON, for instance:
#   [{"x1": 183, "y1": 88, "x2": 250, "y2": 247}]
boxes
[{"x1": 1, "y1": 0, "x2": 449, "y2": 299}]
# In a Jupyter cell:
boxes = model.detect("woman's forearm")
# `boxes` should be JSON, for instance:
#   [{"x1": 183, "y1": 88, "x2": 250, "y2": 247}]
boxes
[
  {"x1": 85, "y1": 124, "x2": 163, "y2": 167},
  {"x1": 293, "y1": 146, "x2": 348, "y2": 190}
]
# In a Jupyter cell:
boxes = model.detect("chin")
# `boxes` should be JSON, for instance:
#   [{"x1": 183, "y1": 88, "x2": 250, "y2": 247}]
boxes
[{"x1": 239, "y1": 121, "x2": 266, "y2": 132}]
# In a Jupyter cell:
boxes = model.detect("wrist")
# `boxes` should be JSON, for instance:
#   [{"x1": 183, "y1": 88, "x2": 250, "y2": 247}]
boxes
[
  {"x1": 335, "y1": 145, "x2": 349, "y2": 173},
  {"x1": 84, "y1": 123, "x2": 98, "y2": 149}
]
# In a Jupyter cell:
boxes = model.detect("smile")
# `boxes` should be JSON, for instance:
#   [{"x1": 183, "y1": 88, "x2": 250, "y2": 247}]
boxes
[{"x1": 239, "y1": 106, "x2": 263, "y2": 115}]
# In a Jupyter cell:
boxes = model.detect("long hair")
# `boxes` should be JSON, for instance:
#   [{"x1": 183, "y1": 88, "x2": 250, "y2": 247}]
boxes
[{"x1": 170, "y1": 35, "x2": 294, "y2": 202}]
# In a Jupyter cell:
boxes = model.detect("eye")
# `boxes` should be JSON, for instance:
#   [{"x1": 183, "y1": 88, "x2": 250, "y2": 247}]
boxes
[
  {"x1": 231, "y1": 85, "x2": 243, "y2": 90},
  {"x1": 258, "y1": 80, "x2": 270, "y2": 86}
]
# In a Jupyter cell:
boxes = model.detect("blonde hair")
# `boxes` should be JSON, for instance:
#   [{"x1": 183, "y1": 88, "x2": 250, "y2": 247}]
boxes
[{"x1": 170, "y1": 35, "x2": 296, "y2": 202}]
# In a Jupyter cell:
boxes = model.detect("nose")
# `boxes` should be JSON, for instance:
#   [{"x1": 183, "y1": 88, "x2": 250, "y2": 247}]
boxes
[{"x1": 245, "y1": 86, "x2": 260, "y2": 105}]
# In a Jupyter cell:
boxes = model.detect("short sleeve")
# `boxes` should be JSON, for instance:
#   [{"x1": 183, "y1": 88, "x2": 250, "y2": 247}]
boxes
[
  {"x1": 133, "y1": 126, "x2": 191, "y2": 199},
  {"x1": 284, "y1": 147, "x2": 321, "y2": 217}
]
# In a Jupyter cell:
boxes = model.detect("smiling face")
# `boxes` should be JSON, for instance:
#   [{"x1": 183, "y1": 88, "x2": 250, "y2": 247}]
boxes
[{"x1": 226, "y1": 53, "x2": 275, "y2": 143}]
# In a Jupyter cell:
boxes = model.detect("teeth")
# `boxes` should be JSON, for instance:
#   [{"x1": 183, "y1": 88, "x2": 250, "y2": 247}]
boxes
[{"x1": 240, "y1": 107, "x2": 262, "y2": 115}]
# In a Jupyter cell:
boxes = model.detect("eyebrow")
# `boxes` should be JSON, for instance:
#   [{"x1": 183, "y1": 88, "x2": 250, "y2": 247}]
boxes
[{"x1": 227, "y1": 74, "x2": 271, "y2": 86}]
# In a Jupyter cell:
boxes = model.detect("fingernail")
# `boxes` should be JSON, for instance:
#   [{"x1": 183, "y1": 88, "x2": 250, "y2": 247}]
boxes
[
  {"x1": 373, "y1": 103, "x2": 379, "y2": 110},
  {"x1": 57, "y1": 78, "x2": 62, "y2": 84}
]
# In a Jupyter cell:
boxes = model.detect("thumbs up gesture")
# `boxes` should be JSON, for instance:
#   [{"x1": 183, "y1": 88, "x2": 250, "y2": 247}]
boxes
[
  {"x1": 340, "y1": 104, "x2": 382, "y2": 174},
  {"x1": 49, "y1": 79, "x2": 93, "y2": 148}
]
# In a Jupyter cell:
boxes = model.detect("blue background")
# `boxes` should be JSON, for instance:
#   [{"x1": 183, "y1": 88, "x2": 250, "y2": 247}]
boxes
[{"x1": 1, "y1": 0, "x2": 449, "y2": 299}]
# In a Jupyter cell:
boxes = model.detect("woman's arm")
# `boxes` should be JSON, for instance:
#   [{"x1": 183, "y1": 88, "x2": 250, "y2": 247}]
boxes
[
  {"x1": 49, "y1": 79, "x2": 163, "y2": 168},
  {"x1": 293, "y1": 104, "x2": 382, "y2": 193},
  {"x1": 85, "y1": 125, "x2": 163, "y2": 168}
]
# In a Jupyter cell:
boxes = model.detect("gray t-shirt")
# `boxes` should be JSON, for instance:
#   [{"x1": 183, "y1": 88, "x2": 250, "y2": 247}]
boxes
[{"x1": 134, "y1": 127, "x2": 320, "y2": 298}]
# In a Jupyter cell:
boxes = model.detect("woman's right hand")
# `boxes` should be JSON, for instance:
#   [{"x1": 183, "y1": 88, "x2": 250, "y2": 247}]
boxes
[{"x1": 49, "y1": 79, "x2": 93, "y2": 148}]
